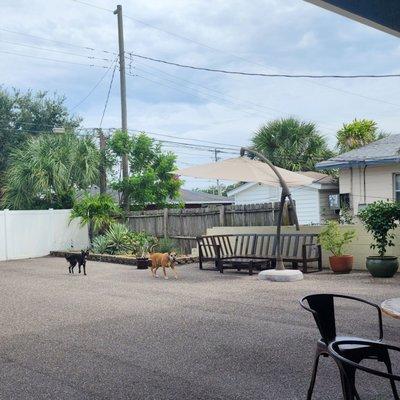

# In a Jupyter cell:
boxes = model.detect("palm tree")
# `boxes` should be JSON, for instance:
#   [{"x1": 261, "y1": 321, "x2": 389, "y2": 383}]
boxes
[
  {"x1": 70, "y1": 194, "x2": 121, "y2": 242},
  {"x1": 336, "y1": 119, "x2": 386, "y2": 153},
  {"x1": 252, "y1": 117, "x2": 334, "y2": 171},
  {"x1": 2, "y1": 133, "x2": 99, "y2": 209}
]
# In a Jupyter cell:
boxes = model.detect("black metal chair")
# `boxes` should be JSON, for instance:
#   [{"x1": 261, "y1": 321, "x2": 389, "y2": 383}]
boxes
[
  {"x1": 300, "y1": 293, "x2": 390, "y2": 400},
  {"x1": 329, "y1": 339, "x2": 400, "y2": 400}
]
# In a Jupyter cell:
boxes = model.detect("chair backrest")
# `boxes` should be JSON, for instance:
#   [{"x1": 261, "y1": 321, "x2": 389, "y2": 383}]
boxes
[
  {"x1": 300, "y1": 293, "x2": 383, "y2": 344},
  {"x1": 302, "y1": 294, "x2": 337, "y2": 343}
]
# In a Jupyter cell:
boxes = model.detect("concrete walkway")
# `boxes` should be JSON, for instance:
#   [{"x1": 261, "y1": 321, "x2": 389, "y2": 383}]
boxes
[{"x1": 0, "y1": 257, "x2": 399, "y2": 399}]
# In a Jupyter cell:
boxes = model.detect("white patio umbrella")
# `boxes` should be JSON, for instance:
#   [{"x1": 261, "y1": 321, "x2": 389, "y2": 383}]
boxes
[{"x1": 175, "y1": 147, "x2": 314, "y2": 280}]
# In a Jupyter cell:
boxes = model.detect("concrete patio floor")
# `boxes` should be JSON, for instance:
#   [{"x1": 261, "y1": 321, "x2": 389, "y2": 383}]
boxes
[{"x1": 0, "y1": 257, "x2": 399, "y2": 399}]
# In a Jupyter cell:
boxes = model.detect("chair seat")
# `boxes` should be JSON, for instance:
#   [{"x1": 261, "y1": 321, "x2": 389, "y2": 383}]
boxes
[{"x1": 319, "y1": 336, "x2": 381, "y2": 352}]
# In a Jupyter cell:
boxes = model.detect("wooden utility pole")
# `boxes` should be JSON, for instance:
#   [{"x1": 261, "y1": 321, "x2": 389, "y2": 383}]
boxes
[
  {"x1": 214, "y1": 148, "x2": 222, "y2": 196},
  {"x1": 114, "y1": 4, "x2": 130, "y2": 211}
]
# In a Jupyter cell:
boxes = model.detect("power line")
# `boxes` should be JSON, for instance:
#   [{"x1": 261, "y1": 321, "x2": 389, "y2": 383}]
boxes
[
  {"x1": 128, "y1": 128, "x2": 240, "y2": 149},
  {"x1": 0, "y1": 40, "x2": 114, "y2": 62},
  {"x1": 0, "y1": 27, "x2": 96, "y2": 51},
  {"x1": 69, "y1": 0, "x2": 113, "y2": 12},
  {"x1": 127, "y1": 52, "x2": 400, "y2": 79},
  {"x1": 132, "y1": 61, "x2": 282, "y2": 117},
  {"x1": 63, "y1": 2, "x2": 400, "y2": 108},
  {"x1": 0, "y1": 49, "x2": 109, "y2": 69},
  {"x1": 71, "y1": 58, "x2": 118, "y2": 111},
  {"x1": 99, "y1": 62, "x2": 118, "y2": 128}
]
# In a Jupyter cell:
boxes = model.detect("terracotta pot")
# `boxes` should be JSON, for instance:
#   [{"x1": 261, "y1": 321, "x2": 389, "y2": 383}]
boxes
[
  {"x1": 329, "y1": 255, "x2": 353, "y2": 274},
  {"x1": 366, "y1": 256, "x2": 398, "y2": 278}
]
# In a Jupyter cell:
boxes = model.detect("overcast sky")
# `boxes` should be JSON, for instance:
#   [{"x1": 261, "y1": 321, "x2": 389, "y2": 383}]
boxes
[{"x1": 2, "y1": 0, "x2": 400, "y2": 189}]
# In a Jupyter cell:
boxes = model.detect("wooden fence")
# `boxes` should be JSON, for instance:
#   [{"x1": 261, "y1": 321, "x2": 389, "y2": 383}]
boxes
[{"x1": 125, "y1": 202, "x2": 287, "y2": 254}]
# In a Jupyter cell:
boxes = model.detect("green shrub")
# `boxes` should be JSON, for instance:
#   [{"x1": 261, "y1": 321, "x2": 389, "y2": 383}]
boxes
[
  {"x1": 131, "y1": 232, "x2": 158, "y2": 258},
  {"x1": 91, "y1": 223, "x2": 157, "y2": 256},
  {"x1": 155, "y1": 237, "x2": 176, "y2": 254},
  {"x1": 318, "y1": 221, "x2": 356, "y2": 256},
  {"x1": 358, "y1": 201, "x2": 400, "y2": 257}
]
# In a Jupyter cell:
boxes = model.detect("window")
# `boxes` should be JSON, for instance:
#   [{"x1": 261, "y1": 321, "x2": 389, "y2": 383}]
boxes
[
  {"x1": 328, "y1": 194, "x2": 340, "y2": 210},
  {"x1": 339, "y1": 193, "x2": 350, "y2": 208},
  {"x1": 395, "y1": 174, "x2": 400, "y2": 202}
]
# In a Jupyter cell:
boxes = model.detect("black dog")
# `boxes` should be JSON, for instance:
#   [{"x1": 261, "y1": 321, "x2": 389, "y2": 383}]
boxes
[{"x1": 66, "y1": 250, "x2": 89, "y2": 275}]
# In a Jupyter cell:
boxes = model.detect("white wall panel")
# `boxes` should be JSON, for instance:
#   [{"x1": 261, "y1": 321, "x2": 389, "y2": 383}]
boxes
[{"x1": 0, "y1": 209, "x2": 89, "y2": 261}]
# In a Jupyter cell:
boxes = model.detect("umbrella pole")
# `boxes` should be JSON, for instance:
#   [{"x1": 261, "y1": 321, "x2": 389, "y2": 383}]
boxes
[
  {"x1": 275, "y1": 192, "x2": 287, "y2": 271},
  {"x1": 240, "y1": 147, "x2": 301, "y2": 272}
]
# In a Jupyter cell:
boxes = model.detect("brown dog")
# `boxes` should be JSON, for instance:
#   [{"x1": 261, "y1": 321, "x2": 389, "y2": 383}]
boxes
[{"x1": 150, "y1": 252, "x2": 178, "y2": 279}]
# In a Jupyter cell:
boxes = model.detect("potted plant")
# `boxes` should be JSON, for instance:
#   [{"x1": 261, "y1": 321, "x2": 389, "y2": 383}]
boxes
[
  {"x1": 358, "y1": 201, "x2": 400, "y2": 278},
  {"x1": 132, "y1": 233, "x2": 157, "y2": 269},
  {"x1": 318, "y1": 221, "x2": 356, "y2": 273}
]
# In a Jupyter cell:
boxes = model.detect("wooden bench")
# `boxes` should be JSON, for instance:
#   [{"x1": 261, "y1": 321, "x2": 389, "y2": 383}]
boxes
[{"x1": 196, "y1": 233, "x2": 322, "y2": 274}]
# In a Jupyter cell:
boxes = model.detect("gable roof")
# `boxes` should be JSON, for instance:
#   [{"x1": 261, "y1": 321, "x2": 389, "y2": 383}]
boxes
[
  {"x1": 180, "y1": 189, "x2": 233, "y2": 204},
  {"x1": 315, "y1": 134, "x2": 400, "y2": 170},
  {"x1": 227, "y1": 171, "x2": 337, "y2": 196}
]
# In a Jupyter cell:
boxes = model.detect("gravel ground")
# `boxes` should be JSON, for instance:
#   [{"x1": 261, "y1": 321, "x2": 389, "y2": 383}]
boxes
[{"x1": 0, "y1": 257, "x2": 399, "y2": 400}]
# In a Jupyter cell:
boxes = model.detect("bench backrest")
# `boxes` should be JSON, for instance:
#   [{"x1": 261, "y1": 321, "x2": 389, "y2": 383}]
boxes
[{"x1": 197, "y1": 233, "x2": 319, "y2": 258}]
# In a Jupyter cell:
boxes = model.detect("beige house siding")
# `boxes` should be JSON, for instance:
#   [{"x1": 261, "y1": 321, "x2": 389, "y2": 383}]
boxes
[
  {"x1": 319, "y1": 189, "x2": 339, "y2": 222},
  {"x1": 339, "y1": 164, "x2": 400, "y2": 214}
]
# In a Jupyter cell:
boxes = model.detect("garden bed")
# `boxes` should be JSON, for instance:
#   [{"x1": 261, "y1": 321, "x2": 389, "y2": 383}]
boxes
[{"x1": 50, "y1": 251, "x2": 198, "y2": 266}]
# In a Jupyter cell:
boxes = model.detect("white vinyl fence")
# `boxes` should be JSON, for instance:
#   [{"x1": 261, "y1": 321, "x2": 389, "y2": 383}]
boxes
[{"x1": 0, "y1": 209, "x2": 89, "y2": 261}]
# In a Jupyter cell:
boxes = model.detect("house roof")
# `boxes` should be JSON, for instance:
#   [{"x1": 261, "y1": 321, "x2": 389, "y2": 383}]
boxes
[
  {"x1": 227, "y1": 171, "x2": 337, "y2": 196},
  {"x1": 180, "y1": 189, "x2": 233, "y2": 204},
  {"x1": 87, "y1": 186, "x2": 233, "y2": 205},
  {"x1": 315, "y1": 134, "x2": 400, "y2": 170}
]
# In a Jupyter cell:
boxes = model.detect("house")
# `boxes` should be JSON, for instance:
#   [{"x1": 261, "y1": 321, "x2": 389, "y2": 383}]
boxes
[
  {"x1": 227, "y1": 171, "x2": 339, "y2": 225},
  {"x1": 316, "y1": 134, "x2": 400, "y2": 214}
]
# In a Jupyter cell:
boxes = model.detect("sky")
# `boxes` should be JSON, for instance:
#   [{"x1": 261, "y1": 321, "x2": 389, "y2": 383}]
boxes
[{"x1": 2, "y1": 0, "x2": 400, "y2": 190}]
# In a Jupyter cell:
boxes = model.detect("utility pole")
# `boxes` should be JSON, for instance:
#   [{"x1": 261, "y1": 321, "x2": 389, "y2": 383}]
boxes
[
  {"x1": 114, "y1": 4, "x2": 130, "y2": 212},
  {"x1": 214, "y1": 148, "x2": 222, "y2": 196}
]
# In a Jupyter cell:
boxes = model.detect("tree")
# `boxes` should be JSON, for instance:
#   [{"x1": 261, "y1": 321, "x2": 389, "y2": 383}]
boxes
[
  {"x1": 2, "y1": 133, "x2": 99, "y2": 210},
  {"x1": 70, "y1": 194, "x2": 121, "y2": 241},
  {"x1": 336, "y1": 119, "x2": 386, "y2": 153},
  {"x1": 0, "y1": 88, "x2": 81, "y2": 177},
  {"x1": 252, "y1": 117, "x2": 334, "y2": 171},
  {"x1": 109, "y1": 131, "x2": 182, "y2": 210}
]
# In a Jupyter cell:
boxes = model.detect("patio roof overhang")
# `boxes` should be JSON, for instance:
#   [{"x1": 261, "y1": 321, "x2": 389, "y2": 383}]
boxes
[{"x1": 304, "y1": 1, "x2": 400, "y2": 38}]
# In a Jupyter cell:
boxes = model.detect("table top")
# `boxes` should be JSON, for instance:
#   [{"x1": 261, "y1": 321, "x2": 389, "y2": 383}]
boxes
[{"x1": 381, "y1": 298, "x2": 400, "y2": 319}]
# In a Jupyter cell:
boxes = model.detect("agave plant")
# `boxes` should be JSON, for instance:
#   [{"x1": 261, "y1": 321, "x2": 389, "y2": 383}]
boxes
[{"x1": 92, "y1": 235, "x2": 110, "y2": 254}]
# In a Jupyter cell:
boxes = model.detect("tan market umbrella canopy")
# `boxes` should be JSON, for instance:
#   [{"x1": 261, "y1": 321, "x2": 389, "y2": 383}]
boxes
[
  {"x1": 175, "y1": 149, "x2": 314, "y2": 274},
  {"x1": 175, "y1": 157, "x2": 314, "y2": 187}
]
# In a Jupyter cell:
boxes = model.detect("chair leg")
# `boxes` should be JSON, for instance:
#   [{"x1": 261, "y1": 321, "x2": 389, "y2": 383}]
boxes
[
  {"x1": 382, "y1": 349, "x2": 400, "y2": 400},
  {"x1": 345, "y1": 367, "x2": 360, "y2": 400},
  {"x1": 338, "y1": 369, "x2": 357, "y2": 400},
  {"x1": 307, "y1": 351, "x2": 321, "y2": 400}
]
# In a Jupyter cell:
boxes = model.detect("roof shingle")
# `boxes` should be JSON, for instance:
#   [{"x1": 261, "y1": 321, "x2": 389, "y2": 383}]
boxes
[{"x1": 316, "y1": 134, "x2": 400, "y2": 169}]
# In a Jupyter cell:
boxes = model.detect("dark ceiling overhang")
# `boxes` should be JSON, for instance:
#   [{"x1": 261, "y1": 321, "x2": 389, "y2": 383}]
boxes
[{"x1": 305, "y1": 1, "x2": 400, "y2": 37}]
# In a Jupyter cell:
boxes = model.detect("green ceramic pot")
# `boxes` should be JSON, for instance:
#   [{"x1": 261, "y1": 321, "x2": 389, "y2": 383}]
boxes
[{"x1": 366, "y1": 256, "x2": 399, "y2": 278}]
